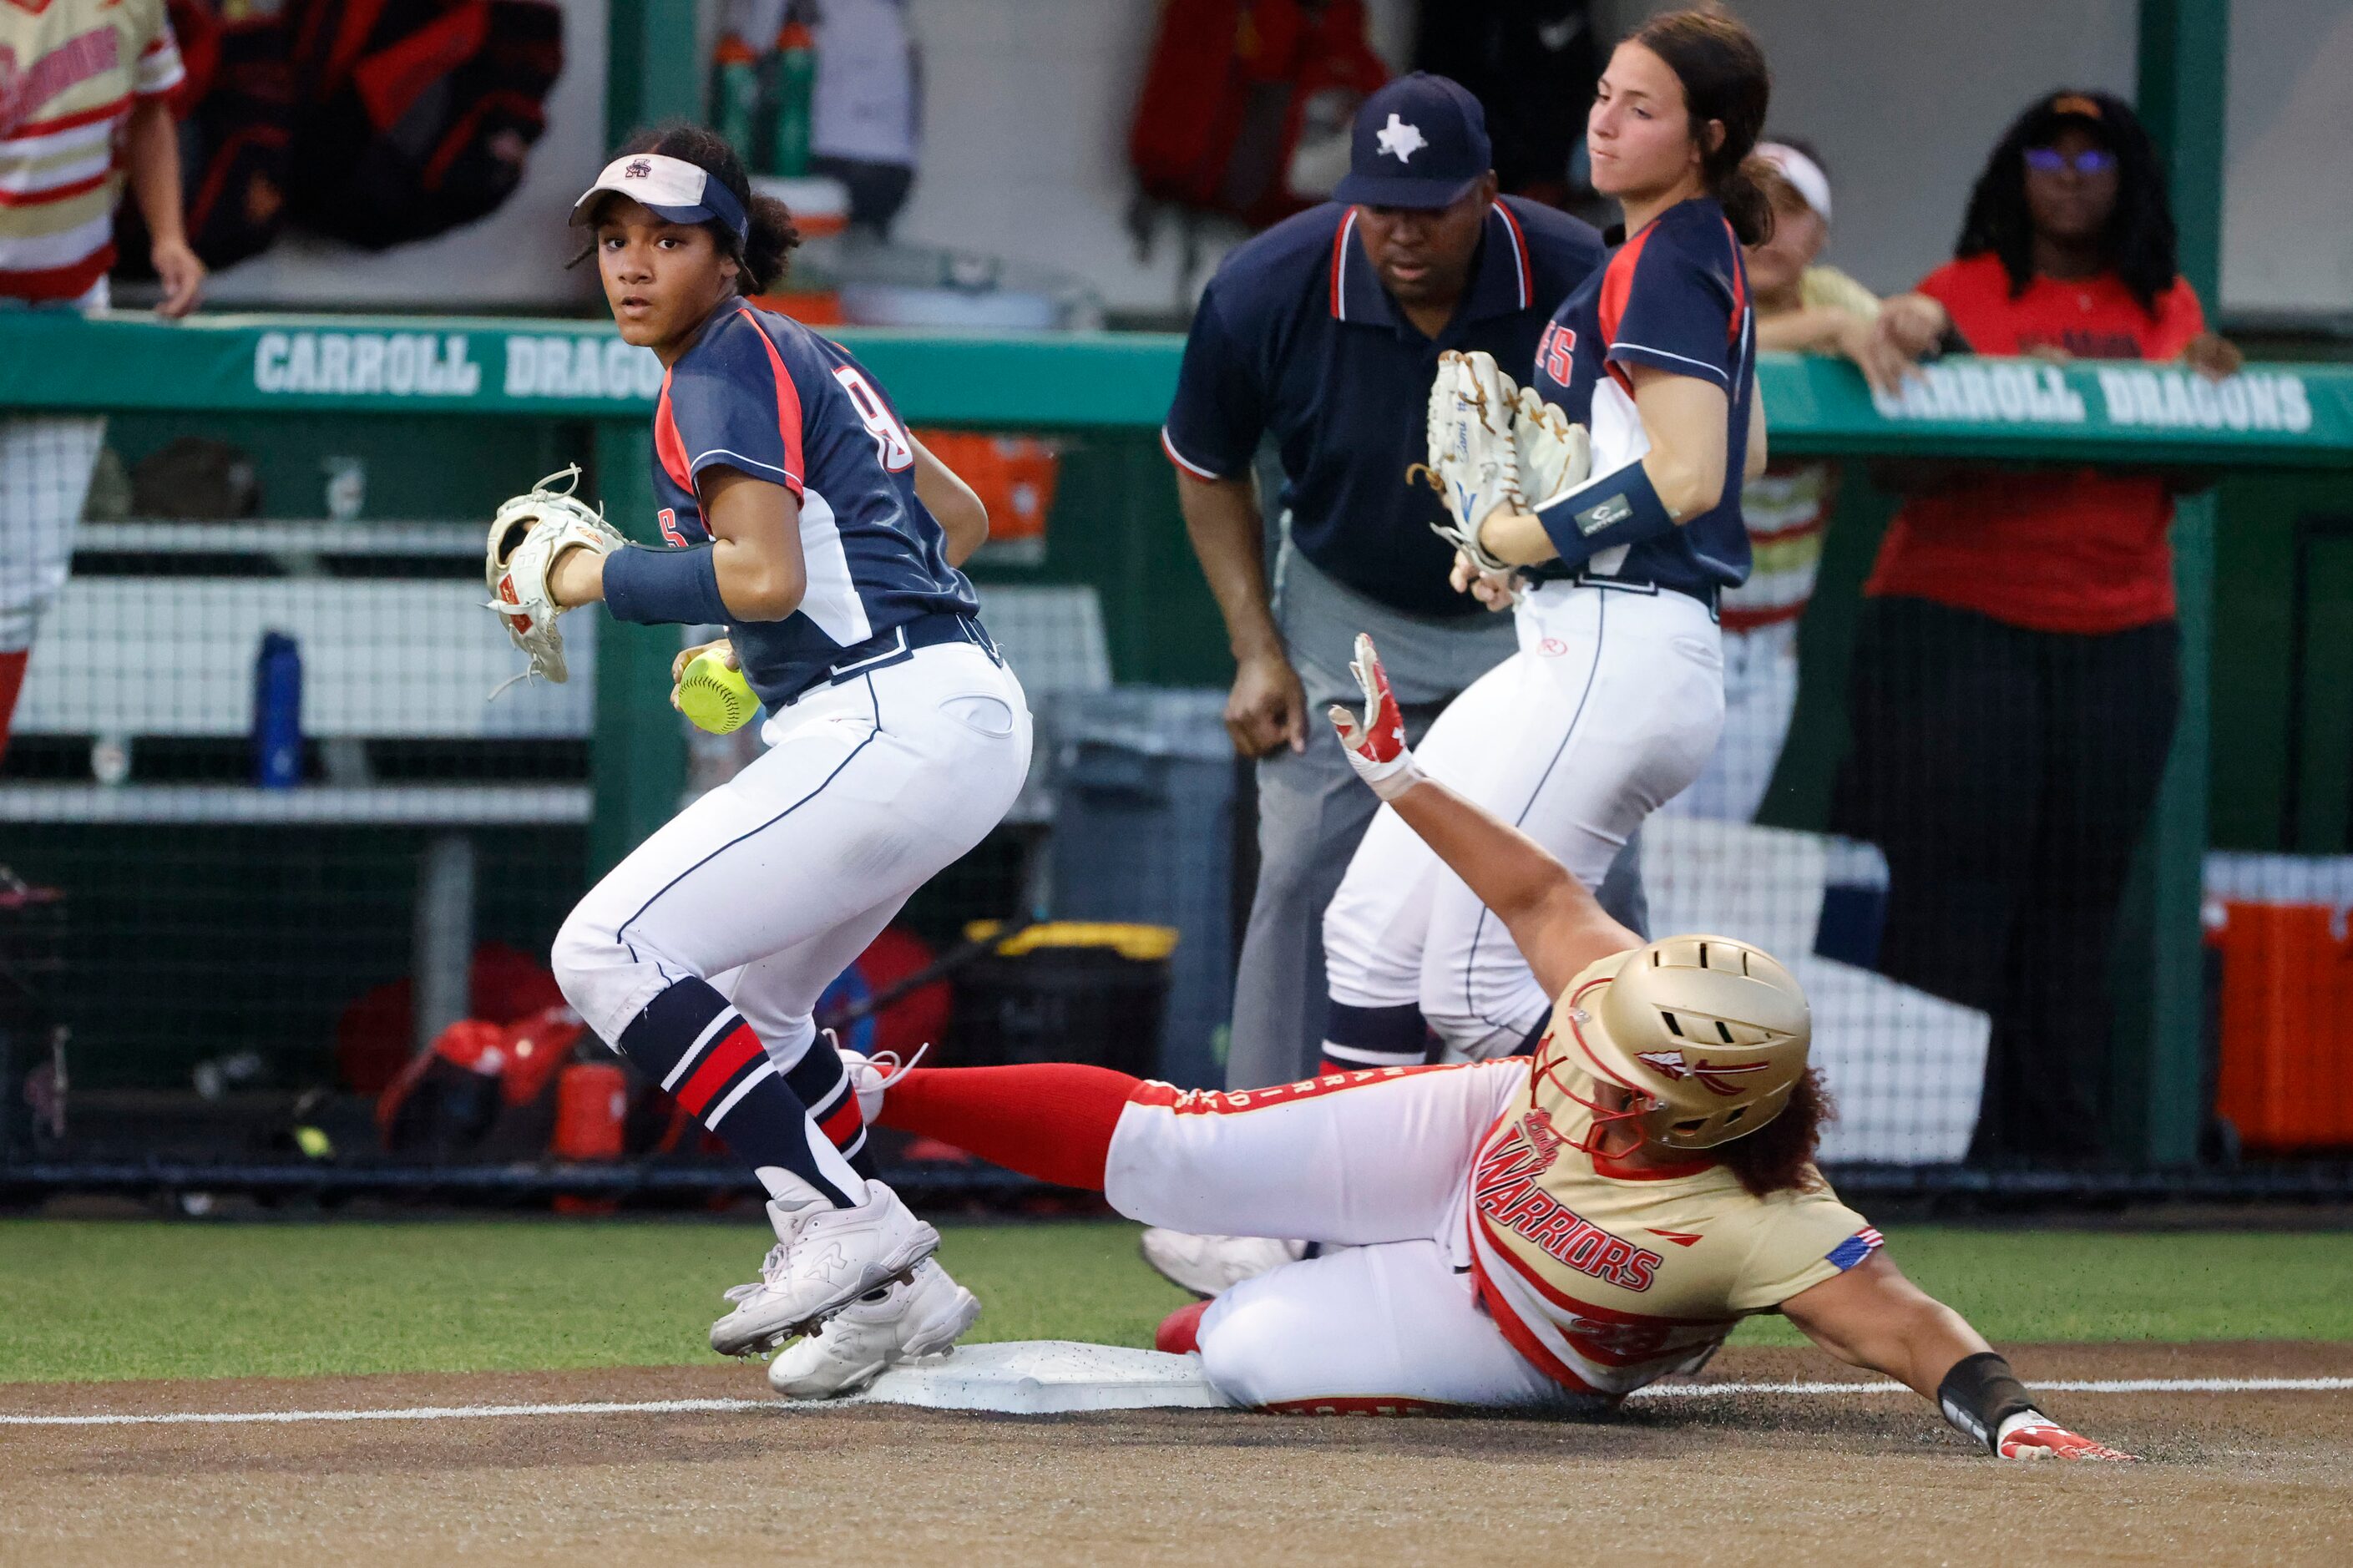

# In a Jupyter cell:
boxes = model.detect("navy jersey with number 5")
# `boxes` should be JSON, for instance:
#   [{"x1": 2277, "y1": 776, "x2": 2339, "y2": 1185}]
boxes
[
  {"x1": 650, "y1": 300, "x2": 982, "y2": 706},
  {"x1": 1528, "y1": 197, "x2": 1756, "y2": 601}
]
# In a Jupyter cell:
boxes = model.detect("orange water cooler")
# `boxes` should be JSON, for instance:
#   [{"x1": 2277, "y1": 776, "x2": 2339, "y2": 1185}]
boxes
[{"x1": 2208, "y1": 901, "x2": 2353, "y2": 1151}]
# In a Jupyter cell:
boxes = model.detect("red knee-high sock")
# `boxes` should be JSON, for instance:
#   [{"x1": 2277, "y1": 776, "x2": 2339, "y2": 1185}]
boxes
[
  {"x1": 878, "y1": 1065, "x2": 1142, "y2": 1191},
  {"x1": 0, "y1": 650, "x2": 27, "y2": 771}
]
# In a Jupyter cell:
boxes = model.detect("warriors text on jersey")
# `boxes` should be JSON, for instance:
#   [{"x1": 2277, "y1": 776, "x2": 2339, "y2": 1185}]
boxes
[
  {"x1": 1465, "y1": 950, "x2": 1880, "y2": 1398},
  {"x1": 1527, "y1": 196, "x2": 1757, "y2": 603},
  {"x1": 0, "y1": 0, "x2": 184, "y2": 299},
  {"x1": 650, "y1": 299, "x2": 983, "y2": 706}
]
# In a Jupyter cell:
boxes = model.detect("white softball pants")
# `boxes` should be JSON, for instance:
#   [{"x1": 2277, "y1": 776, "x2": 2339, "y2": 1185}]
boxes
[
  {"x1": 1323, "y1": 581, "x2": 1725, "y2": 1059},
  {"x1": 1108, "y1": 1060, "x2": 1589, "y2": 1412},
  {"x1": 553, "y1": 641, "x2": 1031, "y2": 1075},
  {"x1": 1, "y1": 282, "x2": 108, "y2": 652},
  {"x1": 1655, "y1": 618, "x2": 1799, "y2": 824}
]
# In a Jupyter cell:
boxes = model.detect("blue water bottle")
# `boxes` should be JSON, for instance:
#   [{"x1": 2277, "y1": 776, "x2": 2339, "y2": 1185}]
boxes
[{"x1": 252, "y1": 630, "x2": 303, "y2": 789}]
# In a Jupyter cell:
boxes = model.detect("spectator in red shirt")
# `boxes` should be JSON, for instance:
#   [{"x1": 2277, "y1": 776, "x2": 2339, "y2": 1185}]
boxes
[{"x1": 1832, "y1": 91, "x2": 2239, "y2": 1165}]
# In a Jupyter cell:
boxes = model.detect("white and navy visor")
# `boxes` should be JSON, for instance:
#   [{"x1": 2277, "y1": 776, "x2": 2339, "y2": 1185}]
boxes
[{"x1": 570, "y1": 154, "x2": 751, "y2": 250}]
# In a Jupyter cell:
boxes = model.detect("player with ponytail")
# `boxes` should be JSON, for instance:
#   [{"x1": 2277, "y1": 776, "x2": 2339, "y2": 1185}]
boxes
[{"x1": 1318, "y1": 8, "x2": 1770, "y2": 1074}]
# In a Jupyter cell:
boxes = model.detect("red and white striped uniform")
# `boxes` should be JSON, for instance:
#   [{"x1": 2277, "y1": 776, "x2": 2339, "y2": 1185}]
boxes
[{"x1": 0, "y1": 0, "x2": 184, "y2": 301}]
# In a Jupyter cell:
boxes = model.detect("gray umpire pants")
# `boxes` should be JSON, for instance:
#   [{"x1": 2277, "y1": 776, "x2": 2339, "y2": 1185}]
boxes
[{"x1": 1225, "y1": 544, "x2": 1647, "y2": 1090}]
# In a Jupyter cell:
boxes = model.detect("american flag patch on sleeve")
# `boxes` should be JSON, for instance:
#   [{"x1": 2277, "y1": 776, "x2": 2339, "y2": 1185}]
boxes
[{"x1": 1825, "y1": 1227, "x2": 1885, "y2": 1271}]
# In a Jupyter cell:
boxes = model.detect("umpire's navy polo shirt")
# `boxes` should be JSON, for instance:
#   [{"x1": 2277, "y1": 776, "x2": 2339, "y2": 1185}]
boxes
[{"x1": 1161, "y1": 197, "x2": 1605, "y2": 618}]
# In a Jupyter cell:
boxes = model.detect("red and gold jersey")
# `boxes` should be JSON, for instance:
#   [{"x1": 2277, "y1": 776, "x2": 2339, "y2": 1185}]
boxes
[
  {"x1": 1465, "y1": 953, "x2": 1881, "y2": 1398},
  {"x1": 0, "y1": 0, "x2": 184, "y2": 301}
]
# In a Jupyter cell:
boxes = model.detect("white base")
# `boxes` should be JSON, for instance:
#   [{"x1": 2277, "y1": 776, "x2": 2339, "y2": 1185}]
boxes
[{"x1": 783, "y1": 1341, "x2": 1232, "y2": 1414}]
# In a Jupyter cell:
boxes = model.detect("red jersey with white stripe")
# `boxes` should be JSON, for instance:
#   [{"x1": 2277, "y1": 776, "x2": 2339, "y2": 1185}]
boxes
[
  {"x1": 0, "y1": 0, "x2": 183, "y2": 301},
  {"x1": 1465, "y1": 951, "x2": 1878, "y2": 1398},
  {"x1": 649, "y1": 297, "x2": 980, "y2": 706}
]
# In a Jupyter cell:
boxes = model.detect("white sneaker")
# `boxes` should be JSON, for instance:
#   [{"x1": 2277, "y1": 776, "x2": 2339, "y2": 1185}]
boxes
[
  {"x1": 709, "y1": 1180, "x2": 940, "y2": 1358},
  {"x1": 766, "y1": 1257, "x2": 981, "y2": 1399},
  {"x1": 1138, "y1": 1228, "x2": 1308, "y2": 1298}
]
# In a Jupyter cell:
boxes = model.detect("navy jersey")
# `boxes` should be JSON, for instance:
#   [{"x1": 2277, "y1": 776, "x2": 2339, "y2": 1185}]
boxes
[
  {"x1": 1162, "y1": 197, "x2": 1605, "y2": 617},
  {"x1": 1529, "y1": 197, "x2": 1755, "y2": 600},
  {"x1": 650, "y1": 300, "x2": 981, "y2": 706}
]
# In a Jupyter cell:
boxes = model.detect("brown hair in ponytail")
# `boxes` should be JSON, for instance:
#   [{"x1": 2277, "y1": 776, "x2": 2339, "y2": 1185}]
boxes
[{"x1": 1630, "y1": 7, "x2": 1774, "y2": 245}]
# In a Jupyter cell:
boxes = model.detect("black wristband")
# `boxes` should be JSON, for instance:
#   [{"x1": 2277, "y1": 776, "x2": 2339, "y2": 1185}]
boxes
[{"x1": 1936, "y1": 1351, "x2": 2037, "y2": 1454}]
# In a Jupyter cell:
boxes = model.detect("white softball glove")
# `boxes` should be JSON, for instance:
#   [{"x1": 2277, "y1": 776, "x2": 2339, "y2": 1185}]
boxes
[
  {"x1": 483, "y1": 464, "x2": 625, "y2": 693},
  {"x1": 1418, "y1": 350, "x2": 1521, "y2": 575},
  {"x1": 1512, "y1": 386, "x2": 1593, "y2": 509}
]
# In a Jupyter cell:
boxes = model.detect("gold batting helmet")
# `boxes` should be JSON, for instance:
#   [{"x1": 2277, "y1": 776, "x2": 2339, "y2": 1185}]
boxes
[{"x1": 1571, "y1": 935, "x2": 1812, "y2": 1150}]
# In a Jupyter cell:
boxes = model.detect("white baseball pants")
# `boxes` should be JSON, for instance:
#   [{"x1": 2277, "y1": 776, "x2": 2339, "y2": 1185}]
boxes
[
  {"x1": 2, "y1": 281, "x2": 108, "y2": 654},
  {"x1": 1108, "y1": 1060, "x2": 1589, "y2": 1411},
  {"x1": 1656, "y1": 618, "x2": 1799, "y2": 824},
  {"x1": 1323, "y1": 580, "x2": 1725, "y2": 1059},
  {"x1": 553, "y1": 641, "x2": 1031, "y2": 1077}
]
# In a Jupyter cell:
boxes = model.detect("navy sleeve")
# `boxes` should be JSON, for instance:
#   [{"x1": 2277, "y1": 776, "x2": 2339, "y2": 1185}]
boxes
[
  {"x1": 665, "y1": 311, "x2": 807, "y2": 495},
  {"x1": 1161, "y1": 287, "x2": 1266, "y2": 480},
  {"x1": 1607, "y1": 230, "x2": 1738, "y2": 387}
]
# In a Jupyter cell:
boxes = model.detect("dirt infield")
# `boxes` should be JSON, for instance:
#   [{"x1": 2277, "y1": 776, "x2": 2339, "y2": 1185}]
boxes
[{"x1": 4, "y1": 1343, "x2": 2348, "y2": 1568}]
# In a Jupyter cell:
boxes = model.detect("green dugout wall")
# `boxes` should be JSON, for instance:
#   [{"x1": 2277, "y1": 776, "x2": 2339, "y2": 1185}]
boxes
[{"x1": 10, "y1": 313, "x2": 2353, "y2": 1159}]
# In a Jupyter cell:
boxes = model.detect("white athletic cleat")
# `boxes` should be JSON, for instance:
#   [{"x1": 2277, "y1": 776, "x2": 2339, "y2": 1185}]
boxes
[
  {"x1": 766, "y1": 1257, "x2": 982, "y2": 1399},
  {"x1": 710, "y1": 1180, "x2": 940, "y2": 1358},
  {"x1": 1138, "y1": 1228, "x2": 1308, "y2": 1299}
]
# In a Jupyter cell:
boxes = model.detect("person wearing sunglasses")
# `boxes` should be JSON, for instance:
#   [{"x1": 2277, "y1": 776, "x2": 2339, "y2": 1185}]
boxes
[{"x1": 1834, "y1": 91, "x2": 2240, "y2": 1165}]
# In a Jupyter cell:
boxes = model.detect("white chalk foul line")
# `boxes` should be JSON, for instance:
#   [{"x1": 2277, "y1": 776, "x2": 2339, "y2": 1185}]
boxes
[
  {"x1": 0, "y1": 1377, "x2": 2346, "y2": 1428},
  {"x1": 1629, "y1": 1376, "x2": 2353, "y2": 1400}
]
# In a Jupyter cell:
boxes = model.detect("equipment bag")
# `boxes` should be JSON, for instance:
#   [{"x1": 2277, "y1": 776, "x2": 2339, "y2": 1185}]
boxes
[
  {"x1": 112, "y1": 0, "x2": 298, "y2": 273},
  {"x1": 286, "y1": 0, "x2": 564, "y2": 249},
  {"x1": 1128, "y1": 0, "x2": 1387, "y2": 228}
]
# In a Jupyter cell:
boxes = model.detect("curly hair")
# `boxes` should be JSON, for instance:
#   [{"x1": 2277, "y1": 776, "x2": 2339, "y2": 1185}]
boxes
[
  {"x1": 1712, "y1": 1066, "x2": 1833, "y2": 1197},
  {"x1": 601, "y1": 123, "x2": 802, "y2": 293},
  {"x1": 1954, "y1": 89, "x2": 2179, "y2": 316}
]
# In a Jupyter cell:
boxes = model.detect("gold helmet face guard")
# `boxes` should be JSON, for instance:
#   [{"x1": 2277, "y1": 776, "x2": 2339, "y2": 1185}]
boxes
[{"x1": 1566, "y1": 936, "x2": 1813, "y2": 1151}]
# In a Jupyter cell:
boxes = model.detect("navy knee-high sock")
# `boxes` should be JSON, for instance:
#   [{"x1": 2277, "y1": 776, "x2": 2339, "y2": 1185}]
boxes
[
  {"x1": 782, "y1": 1034, "x2": 878, "y2": 1180},
  {"x1": 618, "y1": 978, "x2": 863, "y2": 1206}
]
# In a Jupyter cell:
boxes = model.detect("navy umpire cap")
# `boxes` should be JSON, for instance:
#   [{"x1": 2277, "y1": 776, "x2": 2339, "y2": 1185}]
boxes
[{"x1": 1331, "y1": 73, "x2": 1492, "y2": 210}]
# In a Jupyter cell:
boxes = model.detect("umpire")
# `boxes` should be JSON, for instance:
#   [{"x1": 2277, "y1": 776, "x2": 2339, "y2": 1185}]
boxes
[{"x1": 1163, "y1": 74, "x2": 1614, "y2": 1090}]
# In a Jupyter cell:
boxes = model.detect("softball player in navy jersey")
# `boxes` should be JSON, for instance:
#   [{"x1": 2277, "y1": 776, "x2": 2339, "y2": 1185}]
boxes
[
  {"x1": 538, "y1": 128, "x2": 1027, "y2": 1393},
  {"x1": 1320, "y1": 10, "x2": 1769, "y2": 1069}
]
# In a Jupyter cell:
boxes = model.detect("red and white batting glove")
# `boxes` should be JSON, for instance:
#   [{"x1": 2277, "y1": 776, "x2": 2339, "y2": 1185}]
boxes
[
  {"x1": 1995, "y1": 1411, "x2": 2138, "y2": 1463},
  {"x1": 1328, "y1": 633, "x2": 1421, "y2": 802}
]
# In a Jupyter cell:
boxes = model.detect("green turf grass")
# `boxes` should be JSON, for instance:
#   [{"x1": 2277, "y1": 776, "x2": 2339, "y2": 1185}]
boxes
[{"x1": 1, "y1": 1219, "x2": 2347, "y2": 1384}]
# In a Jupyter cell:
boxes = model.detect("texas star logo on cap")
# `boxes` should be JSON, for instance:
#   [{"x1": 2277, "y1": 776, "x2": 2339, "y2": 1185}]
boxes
[{"x1": 1376, "y1": 114, "x2": 1428, "y2": 164}]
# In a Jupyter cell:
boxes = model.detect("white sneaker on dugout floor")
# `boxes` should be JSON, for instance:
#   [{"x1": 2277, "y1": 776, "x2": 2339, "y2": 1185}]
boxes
[
  {"x1": 1138, "y1": 1228, "x2": 1308, "y2": 1299},
  {"x1": 766, "y1": 1256, "x2": 982, "y2": 1399},
  {"x1": 709, "y1": 1179, "x2": 940, "y2": 1358}
]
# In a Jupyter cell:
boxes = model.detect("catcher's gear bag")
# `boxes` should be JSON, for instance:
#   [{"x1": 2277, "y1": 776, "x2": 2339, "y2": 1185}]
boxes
[
  {"x1": 1414, "y1": 349, "x2": 1521, "y2": 575},
  {"x1": 483, "y1": 464, "x2": 625, "y2": 695}
]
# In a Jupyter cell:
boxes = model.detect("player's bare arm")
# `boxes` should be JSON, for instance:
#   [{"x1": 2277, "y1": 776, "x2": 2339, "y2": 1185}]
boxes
[
  {"x1": 911, "y1": 437, "x2": 989, "y2": 566},
  {"x1": 1779, "y1": 1250, "x2": 1991, "y2": 1397},
  {"x1": 123, "y1": 94, "x2": 204, "y2": 318},
  {"x1": 1175, "y1": 467, "x2": 1308, "y2": 757},
  {"x1": 549, "y1": 467, "x2": 805, "y2": 620},
  {"x1": 1476, "y1": 366, "x2": 1732, "y2": 567},
  {"x1": 1782, "y1": 1254, "x2": 2134, "y2": 1460},
  {"x1": 1326, "y1": 634, "x2": 1637, "y2": 995},
  {"x1": 1745, "y1": 369, "x2": 1768, "y2": 480}
]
